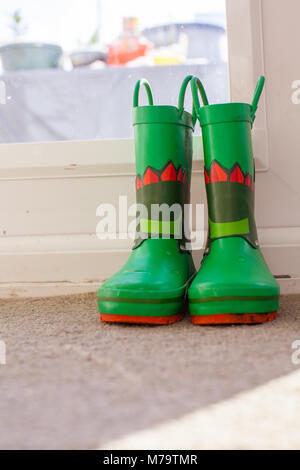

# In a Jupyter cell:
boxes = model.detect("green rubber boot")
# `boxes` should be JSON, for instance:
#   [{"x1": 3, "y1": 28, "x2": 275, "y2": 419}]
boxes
[
  {"x1": 188, "y1": 76, "x2": 280, "y2": 325},
  {"x1": 98, "y1": 77, "x2": 196, "y2": 324}
]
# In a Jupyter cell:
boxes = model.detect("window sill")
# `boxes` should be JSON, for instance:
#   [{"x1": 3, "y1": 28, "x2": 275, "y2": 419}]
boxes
[{"x1": 0, "y1": 130, "x2": 268, "y2": 181}]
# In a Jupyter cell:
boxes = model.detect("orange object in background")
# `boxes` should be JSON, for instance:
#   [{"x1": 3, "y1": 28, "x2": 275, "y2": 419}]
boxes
[
  {"x1": 108, "y1": 17, "x2": 153, "y2": 66},
  {"x1": 108, "y1": 39, "x2": 152, "y2": 65}
]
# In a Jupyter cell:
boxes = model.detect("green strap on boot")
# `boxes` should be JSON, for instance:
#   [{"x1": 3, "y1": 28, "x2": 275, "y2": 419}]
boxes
[
  {"x1": 188, "y1": 76, "x2": 280, "y2": 324},
  {"x1": 98, "y1": 76, "x2": 197, "y2": 324}
]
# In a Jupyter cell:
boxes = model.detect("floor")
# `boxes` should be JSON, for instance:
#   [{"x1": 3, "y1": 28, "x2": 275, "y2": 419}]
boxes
[{"x1": 0, "y1": 293, "x2": 300, "y2": 450}]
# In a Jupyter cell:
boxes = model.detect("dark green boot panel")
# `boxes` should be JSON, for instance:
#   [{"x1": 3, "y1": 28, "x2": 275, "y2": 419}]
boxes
[
  {"x1": 206, "y1": 181, "x2": 258, "y2": 249},
  {"x1": 133, "y1": 177, "x2": 190, "y2": 250}
]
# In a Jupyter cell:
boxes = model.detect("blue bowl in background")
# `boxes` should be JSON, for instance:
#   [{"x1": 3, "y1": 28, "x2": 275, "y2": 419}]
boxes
[{"x1": 0, "y1": 42, "x2": 63, "y2": 72}]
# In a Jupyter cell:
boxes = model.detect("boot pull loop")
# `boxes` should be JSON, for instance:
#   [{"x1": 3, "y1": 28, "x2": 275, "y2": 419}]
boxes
[
  {"x1": 133, "y1": 79, "x2": 154, "y2": 107},
  {"x1": 178, "y1": 75, "x2": 197, "y2": 125},
  {"x1": 250, "y1": 76, "x2": 265, "y2": 124},
  {"x1": 191, "y1": 77, "x2": 209, "y2": 121}
]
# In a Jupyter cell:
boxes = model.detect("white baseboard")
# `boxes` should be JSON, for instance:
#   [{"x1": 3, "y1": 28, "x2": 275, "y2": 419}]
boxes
[
  {"x1": 0, "y1": 281, "x2": 100, "y2": 299},
  {"x1": 0, "y1": 227, "x2": 299, "y2": 297},
  {"x1": 0, "y1": 227, "x2": 299, "y2": 280}
]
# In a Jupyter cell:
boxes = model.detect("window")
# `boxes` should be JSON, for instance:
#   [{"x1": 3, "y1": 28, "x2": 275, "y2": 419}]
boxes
[{"x1": 0, "y1": 0, "x2": 228, "y2": 144}]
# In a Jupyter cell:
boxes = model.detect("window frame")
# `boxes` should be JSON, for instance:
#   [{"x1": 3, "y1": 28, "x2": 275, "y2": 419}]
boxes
[{"x1": 0, "y1": 0, "x2": 268, "y2": 178}]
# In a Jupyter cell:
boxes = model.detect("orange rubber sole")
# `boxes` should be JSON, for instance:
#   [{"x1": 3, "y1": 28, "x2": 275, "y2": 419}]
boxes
[
  {"x1": 100, "y1": 313, "x2": 184, "y2": 325},
  {"x1": 191, "y1": 311, "x2": 277, "y2": 325}
]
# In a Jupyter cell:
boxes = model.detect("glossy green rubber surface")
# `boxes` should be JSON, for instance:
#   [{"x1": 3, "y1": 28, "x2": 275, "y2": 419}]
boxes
[
  {"x1": 98, "y1": 78, "x2": 196, "y2": 320},
  {"x1": 189, "y1": 76, "x2": 280, "y2": 318},
  {"x1": 189, "y1": 237, "x2": 279, "y2": 316},
  {"x1": 98, "y1": 239, "x2": 195, "y2": 317}
]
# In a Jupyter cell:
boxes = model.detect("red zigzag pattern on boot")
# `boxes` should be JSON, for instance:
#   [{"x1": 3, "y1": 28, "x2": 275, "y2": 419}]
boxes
[
  {"x1": 136, "y1": 160, "x2": 188, "y2": 191},
  {"x1": 204, "y1": 160, "x2": 255, "y2": 190}
]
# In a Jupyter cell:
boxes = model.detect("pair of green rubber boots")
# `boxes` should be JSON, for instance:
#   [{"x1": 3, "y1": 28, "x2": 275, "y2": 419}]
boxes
[{"x1": 98, "y1": 75, "x2": 280, "y2": 325}]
